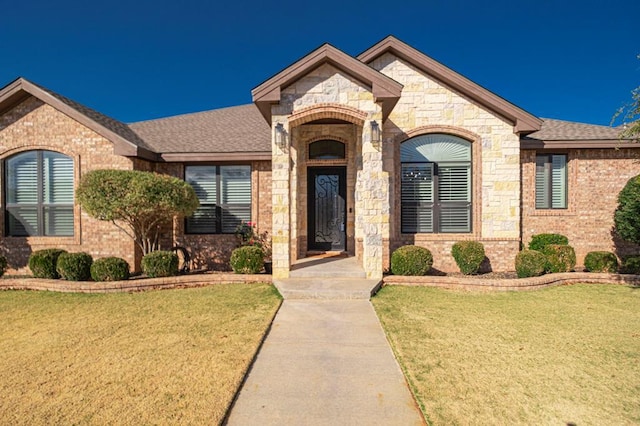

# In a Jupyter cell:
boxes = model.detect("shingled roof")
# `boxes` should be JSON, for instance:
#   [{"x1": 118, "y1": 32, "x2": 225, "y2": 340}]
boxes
[
  {"x1": 521, "y1": 118, "x2": 635, "y2": 149},
  {"x1": 128, "y1": 104, "x2": 271, "y2": 161}
]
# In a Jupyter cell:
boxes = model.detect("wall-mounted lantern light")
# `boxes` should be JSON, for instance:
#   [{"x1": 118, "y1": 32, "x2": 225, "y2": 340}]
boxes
[
  {"x1": 370, "y1": 120, "x2": 381, "y2": 146},
  {"x1": 275, "y1": 122, "x2": 287, "y2": 149}
]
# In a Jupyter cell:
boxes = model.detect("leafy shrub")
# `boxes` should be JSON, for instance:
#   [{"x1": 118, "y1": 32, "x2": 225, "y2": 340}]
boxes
[
  {"x1": 528, "y1": 233, "x2": 568, "y2": 251},
  {"x1": 541, "y1": 244, "x2": 576, "y2": 273},
  {"x1": 622, "y1": 256, "x2": 640, "y2": 274},
  {"x1": 141, "y1": 251, "x2": 179, "y2": 278},
  {"x1": 515, "y1": 250, "x2": 547, "y2": 278},
  {"x1": 614, "y1": 175, "x2": 640, "y2": 245},
  {"x1": 0, "y1": 256, "x2": 7, "y2": 278},
  {"x1": 230, "y1": 246, "x2": 265, "y2": 274},
  {"x1": 28, "y1": 249, "x2": 68, "y2": 279},
  {"x1": 390, "y1": 245, "x2": 433, "y2": 276},
  {"x1": 451, "y1": 241, "x2": 485, "y2": 275},
  {"x1": 584, "y1": 251, "x2": 618, "y2": 273},
  {"x1": 91, "y1": 257, "x2": 130, "y2": 281},
  {"x1": 56, "y1": 252, "x2": 93, "y2": 281}
]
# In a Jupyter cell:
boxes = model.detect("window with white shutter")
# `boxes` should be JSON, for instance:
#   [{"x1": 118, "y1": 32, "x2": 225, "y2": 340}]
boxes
[
  {"x1": 400, "y1": 134, "x2": 472, "y2": 233},
  {"x1": 5, "y1": 150, "x2": 74, "y2": 236},
  {"x1": 535, "y1": 154, "x2": 567, "y2": 209},
  {"x1": 185, "y1": 165, "x2": 251, "y2": 234}
]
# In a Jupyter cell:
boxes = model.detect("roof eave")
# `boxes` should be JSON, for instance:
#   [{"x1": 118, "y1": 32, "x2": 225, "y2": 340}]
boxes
[
  {"x1": 160, "y1": 152, "x2": 272, "y2": 162},
  {"x1": 521, "y1": 139, "x2": 639, "y2": 149},
  {"x1": 359, "y1": 36, "x2": 543, "y2": 133},
  {"x1": 252, "y1": 44, "x2": 403, "y2": 125},
  {"x1": 0, "y1": 77, "x2": 158, "y2": 161}
]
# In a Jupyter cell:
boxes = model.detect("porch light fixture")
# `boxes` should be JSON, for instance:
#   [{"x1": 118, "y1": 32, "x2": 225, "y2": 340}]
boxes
[
  {"x1": 370, "y1": 120, "x2": 381, "y2": 145},
  {"x1": 275, "y1": 122, "x2": 287, "y2": 149}
]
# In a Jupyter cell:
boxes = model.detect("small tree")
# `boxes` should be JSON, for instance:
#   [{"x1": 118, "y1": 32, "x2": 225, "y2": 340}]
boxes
[
  {"x1": 611, "y1": 55, "x2": 639, "y2": 142},
  {"x1": 614, "y1": 175, "x2": 640, "y2": 245},
  {"x1": 76, "y1": 170, "x2": 199, "y2": 255}
]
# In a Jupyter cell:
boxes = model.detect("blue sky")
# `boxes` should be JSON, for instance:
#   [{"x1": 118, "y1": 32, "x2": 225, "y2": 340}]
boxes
[{"x1": 1, "y1": 0, "x2": 637, "y2": 126}]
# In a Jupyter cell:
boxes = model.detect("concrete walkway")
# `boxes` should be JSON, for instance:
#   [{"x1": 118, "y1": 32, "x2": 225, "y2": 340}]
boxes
[{"x1": 225, "y1": 257, "x2": 424, "y2": 425}]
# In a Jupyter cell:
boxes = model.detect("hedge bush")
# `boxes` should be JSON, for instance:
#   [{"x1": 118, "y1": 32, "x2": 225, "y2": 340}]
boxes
[
  {"x1": 515, "y1": 250, "x2": 547, "y2": 278},
  {"x1": 91, "y1": 257, "x2": 130, "y2": 281},
  {"x1": 451, "y1": 241, "x2": 485, "y2": 275},
  {"x1": 230, "y1": 246, "x2": 265, "y2": 274},
  {"x1": 56, "y1": 252, "x2": 93, "y2": 281},
  {"x1": 542, "y1": 244, "x2": 576, "y2": 273},
  {"x1": 28, "y1": 249, "x2": 68, "y2": 279},
  {"x1": 390, "y1": 245, "x2": 433, "y2": 276},
  {"x1": 622, "y1": 256, "x2": 640, "y2": 274},
  {"x1": 141, "y1": 251, "x2": 179, "y2": 278},
  {"x1": 528, "y1": 233, "x2": 568, "y2": 251},
  {"x1": 584, "y1": 251, "x2": 618, "y2": 273},
  {"x1": 0, "y1": 256, "x2": 7, "y2": 278},
  {"x1": 614, "y1": 175, "x2": 640, "y2": 245}
]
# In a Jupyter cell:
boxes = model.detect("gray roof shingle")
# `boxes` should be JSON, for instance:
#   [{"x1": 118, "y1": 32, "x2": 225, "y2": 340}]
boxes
[
  {"x1": 129, "y1": 104, "x2": 271, "y2": 154},
  {"x1": 524, "y1": 118, "x2": 623, "y2": 141}
]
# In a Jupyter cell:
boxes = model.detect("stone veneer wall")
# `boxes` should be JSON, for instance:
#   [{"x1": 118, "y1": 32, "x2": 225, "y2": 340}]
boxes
[
  {"x1": 369, "y1": 52, "x2": 522, "y2": 272},
  {"x1": 522, "y1": 148, "x2": 640, "y2": 267},
  {"x1": 271, "y1": 63, "x2": 387, "y2": 278},
  {"x1": 0, "y1": 97, "x2": 137, "y2": 272}
]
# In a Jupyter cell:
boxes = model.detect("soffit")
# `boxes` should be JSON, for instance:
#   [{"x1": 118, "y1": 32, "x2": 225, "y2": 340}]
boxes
[{"x1": 252, "y1": 43, "x2": 403, "y2": 125}]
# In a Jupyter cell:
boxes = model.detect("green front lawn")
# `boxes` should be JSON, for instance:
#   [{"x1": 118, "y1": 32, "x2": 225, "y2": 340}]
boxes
[
  {"x1": 0, "y1": 284, "x2": 281, "y2": 425},
  {"x1": 373, "y1": 284, "x2": 640, "y2": 425}
]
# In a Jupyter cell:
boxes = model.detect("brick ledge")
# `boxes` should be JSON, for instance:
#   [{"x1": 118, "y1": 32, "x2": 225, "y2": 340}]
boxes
[
  {"x1": 382, "y1": 272, "x2": 640, "y2": 291},
  {"x1": 0, "y1": 273, "x2": 272, "y2": 293}
]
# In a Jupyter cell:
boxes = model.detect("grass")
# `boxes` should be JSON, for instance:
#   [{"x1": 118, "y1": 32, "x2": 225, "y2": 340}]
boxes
[
  {"x1": 372, "y1": 284, "x2": 640, "y2": 425},
  {"x1": 0, "y1": 283, "x2": 281, "y2": 425}
]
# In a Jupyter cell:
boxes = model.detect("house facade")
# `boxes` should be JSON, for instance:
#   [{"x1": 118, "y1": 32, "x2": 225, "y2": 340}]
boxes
[{"x1": 0, "y1": 37, "x2": 637, "y2": 278}]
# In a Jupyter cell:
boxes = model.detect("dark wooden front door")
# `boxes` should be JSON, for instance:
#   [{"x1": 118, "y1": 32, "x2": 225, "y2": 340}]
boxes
[{"x1": 308, "y1": 167, "x2": 346, "y2": 251}]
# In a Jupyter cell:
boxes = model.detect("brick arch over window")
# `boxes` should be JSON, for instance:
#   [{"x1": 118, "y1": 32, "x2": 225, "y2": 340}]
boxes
[
  {"x1": 288, "y1": 103, "x2": 367, "y2": 128},
  {"x1": 394, "y1": 126, "x2": 482, "y2": 237}
]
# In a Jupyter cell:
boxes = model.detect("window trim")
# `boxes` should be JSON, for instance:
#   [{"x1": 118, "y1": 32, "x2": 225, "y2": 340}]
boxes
[
  {"x1": 535, "y1": 153, "x2": 568, "y2": 210},
  {"x1": 4, "y1": 150, "x2": 75, "y2": 237},
  {"x1": 184, "y1": 164, "x2": 252, "y2": 235},
  {"x1": 400, "y1": 133, "x2": 473, "y2": 234}
]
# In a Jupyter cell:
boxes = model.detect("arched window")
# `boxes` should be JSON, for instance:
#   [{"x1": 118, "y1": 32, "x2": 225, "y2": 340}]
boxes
[
  {"x1": 401, "y1": 134, "x2": 471, "y2": 233},
  {"x1": 309, "y1": 140, "x2": 345, "y2": 160},
  {"x1": 5, "y1": 150, "x2": 74, "y2": 236}
]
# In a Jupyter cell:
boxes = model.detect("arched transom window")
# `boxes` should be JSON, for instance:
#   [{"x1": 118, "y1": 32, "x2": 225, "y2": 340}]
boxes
[
  {"x1": 308, "y1": 140, "x2": 345, "y2": 160},
  {"x1": 401, "y1": 134, "x2": 472, "y2": 233},
  {"x1": 5, "y1": 150, "x2": 74, "y2": 236}
]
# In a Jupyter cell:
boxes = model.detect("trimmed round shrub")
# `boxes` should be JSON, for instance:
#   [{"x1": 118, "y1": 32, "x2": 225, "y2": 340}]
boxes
[
  {"x1": 390, "y1": 245, "x2": 433, "y2": 276},
  {"x1": 0, "y1": 256, "x2": 7, "y2": 278},
  {"x1": 542, "y1": 244, "x2": 576, "y2": 273},
  {"x1": 515, "y1": 250, "x2": 547, "y2": 278},
  {"x1": 451, "y1": 241, "x2": 485, "y2": 275},
  {"x1": 614, "y1": 175, "x2": 640, "y2": 245},
  {"x1": 584, "y1": 251, "x2": 618, "y2": 273},
  {"x1": 56, "y1": 252, "x2": 93, "y2": 281},
  {"x1": 142, "y1": 251, "x2": 179, "y2": 278},
  {"x1": 28, "y1": 249, "x2": 68, "y2": 279},
  {"x1": 528, "y1": 233, "x2": 569, "y2": 251},
  {"x1": 622, "y1": 256, "x2": 640, "y2": 274},
  {"x1": 230, "y1": 246, "x2": 265, "y2": 274},
  {"x1": 91, "y1": 257, "x2": 130, "y2": 281}
]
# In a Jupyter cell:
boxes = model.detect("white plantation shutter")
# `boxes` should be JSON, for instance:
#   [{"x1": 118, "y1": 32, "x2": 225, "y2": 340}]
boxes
[
  {"x1": 401, "y1": 134, "x2": 472, "y2": 233},
  {"x1": 535, "y1": 154, "x2": 567, "y2": 209},
  {"x1": 221, "y1": 166, "x2": 251, "y2": 233},
  {"x1": 401, "y1": 164, "x2": 434, "y2": 233},
  {"x1": 185, "y1": 165, "x2": 251, "y2": 234},
  {"x1": 6, "y1": 150, "x2": 74, "y2": 236}
]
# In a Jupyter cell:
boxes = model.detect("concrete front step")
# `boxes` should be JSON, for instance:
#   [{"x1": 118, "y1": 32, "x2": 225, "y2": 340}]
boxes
[
  {"x1": 274, "y1": 277, "x2": 382, "y2": 300},
  {"x1": 289, "y1": 256, "x2": 366, "y2": 279}
]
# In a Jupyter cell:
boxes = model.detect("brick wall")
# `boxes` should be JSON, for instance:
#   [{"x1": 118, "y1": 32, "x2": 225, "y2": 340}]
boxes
[
  {"x1": 522, "y1": 148, "x2": 640, "y2": 267},
  {"x1": 0, "y1": 97, "x2": 137, "y2": 273}
]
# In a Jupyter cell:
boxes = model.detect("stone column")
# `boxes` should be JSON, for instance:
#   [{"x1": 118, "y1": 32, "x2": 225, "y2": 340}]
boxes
[
  {"x1": 271, "y1": 120, "x2": 291, "y2": 278},
  {"x1": 356, "y1": 117, "x2": 389, "y2": 279}
]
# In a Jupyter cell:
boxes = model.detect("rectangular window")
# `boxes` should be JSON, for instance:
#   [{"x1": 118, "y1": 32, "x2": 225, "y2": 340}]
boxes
[
  {"x1": 185, "y1": 165, "x2": 251, "y2": 234},
  {"x1": 535, "y1": 154, "x2": 567, "y2": 209},
  {"x1": 401, "y1": 162, "x2": 471, "y2": 233}
]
